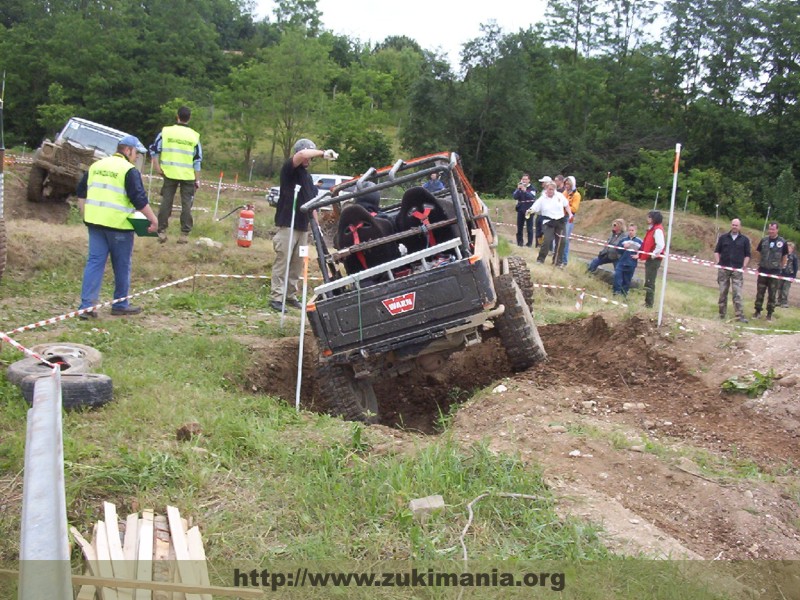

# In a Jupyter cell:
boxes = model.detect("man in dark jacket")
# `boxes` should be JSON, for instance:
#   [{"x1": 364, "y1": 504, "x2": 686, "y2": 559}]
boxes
[
  {"x1": 753, "y1": 222, "x2": 789, "y2": 321},
  {"x1": 512, "y1": 173, "x2": 536, "y2": 247},
  {"x1": 714, "y1": 218, "x2": 751, "y2": 322}
]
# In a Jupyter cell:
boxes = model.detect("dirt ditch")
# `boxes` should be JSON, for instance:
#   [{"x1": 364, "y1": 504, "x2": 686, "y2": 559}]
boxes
[{"x1": 244, "y1": 313, "x2": 800, "y2": 560}]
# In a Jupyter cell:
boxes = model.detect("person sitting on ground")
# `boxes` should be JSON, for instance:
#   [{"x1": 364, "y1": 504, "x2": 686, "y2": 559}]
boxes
[
  {"x1": 779, "y1": 241, "x2": 798, "y2": 308},
  {"x1": 613, "y1": 224, "x2": 642, "y2": 296},
  {"x1": 588, "y1": 218, "x2": 626, "y2": 273},
  {"x1": 423, "y1": 172, "x2": 445, "y2": 194},
  {"x1": 526, "y1": 180, "x2": 571, "y2": 266}
]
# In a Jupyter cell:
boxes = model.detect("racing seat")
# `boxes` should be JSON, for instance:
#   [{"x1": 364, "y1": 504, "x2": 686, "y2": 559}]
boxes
[
  {"x1": 394, "y1": 187, "x2": 457, "y2": 254},
  {"x1": 334, "y1": 204, "x2": 399, "y2": 276}
]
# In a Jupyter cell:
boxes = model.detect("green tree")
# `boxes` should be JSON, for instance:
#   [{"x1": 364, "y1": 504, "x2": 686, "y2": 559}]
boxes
[
  {"x1": 766, "y1": 167, "x2": 799, "y2": 229},
  {"x1": 35, "y1": 83, "x2": 78, "y2": 136}
]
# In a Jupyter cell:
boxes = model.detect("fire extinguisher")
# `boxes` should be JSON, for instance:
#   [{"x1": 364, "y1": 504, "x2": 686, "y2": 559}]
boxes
[{"x1": 237, "y1": 204, "x2": 255, "y2": 248}]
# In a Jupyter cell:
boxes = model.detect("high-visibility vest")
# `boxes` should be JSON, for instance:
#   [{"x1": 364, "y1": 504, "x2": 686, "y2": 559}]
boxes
[
  {"x1": 84, "y1": 154, "x2": 136, "y2": 230},
  {"x1": 160, "y1": 124, "x2": 199, "y2": 180}
]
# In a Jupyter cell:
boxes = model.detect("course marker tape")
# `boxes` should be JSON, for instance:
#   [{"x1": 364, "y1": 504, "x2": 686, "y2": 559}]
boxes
[{"x1": 534, "y1": 282, "x2": 628, "y2": 308}]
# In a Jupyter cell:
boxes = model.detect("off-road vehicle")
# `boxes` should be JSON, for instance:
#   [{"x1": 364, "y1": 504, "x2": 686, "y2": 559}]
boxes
[
  {"x1": 301, "y1": 152, "x2": 546, "y2": 422},
  {"x1": 27, "y1": 117, "x2": 143, "y2": 202}
]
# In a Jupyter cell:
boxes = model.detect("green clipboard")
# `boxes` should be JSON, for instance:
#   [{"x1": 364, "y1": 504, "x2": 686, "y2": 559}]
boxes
[{"x1": 127, "y1": 212, "x2": 157, "y2": 237}]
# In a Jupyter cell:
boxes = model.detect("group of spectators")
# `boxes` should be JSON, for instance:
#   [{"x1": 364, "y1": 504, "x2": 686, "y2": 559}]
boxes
[
  {"x1": 584, "y1": 214, "x2": 797, "y2": 318},
  {"x1": 513, "y1": 173, "x2": 582, "y2": 267}
]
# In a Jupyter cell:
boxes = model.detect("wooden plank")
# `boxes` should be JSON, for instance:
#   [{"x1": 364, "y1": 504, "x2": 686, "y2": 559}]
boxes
[
  {"x1": 166, "y1": 506, "x2": 194, "y2": 600},
  {"x1": 95, "y1": 521, "x2": 120, "y2": 600},
  {"x1": 135, "y1": 511, "x2": 155, "y2": 600},
  {"x1": 185, "y1": 527, "x2": 211, "y2": 600},
  {"x1": 0, "y1": 569, "x2": 264, "y2": 599},
  {"x1": 76, "y1": 566, "x2": 98, "y2": 600},
  {"x1": 104, "y1": 503, "x2": 133, "y2": 600},
  {"x1": 71, "y1": 527, "x2": 100, "y2": 600},
  {"x1": 123, "y1": 513, "x2": 139, "y2": 561}
]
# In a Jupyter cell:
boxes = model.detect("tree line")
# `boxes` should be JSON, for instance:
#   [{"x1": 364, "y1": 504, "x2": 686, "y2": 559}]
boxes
[{"x1": 1, "y1": 0, "x2": 798, "y2": 229}]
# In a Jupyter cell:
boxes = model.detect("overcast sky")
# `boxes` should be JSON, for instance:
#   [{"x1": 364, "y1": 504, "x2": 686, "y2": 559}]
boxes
[{"x1": 253, "y1": 0, "x2": 549, "y2": 67}]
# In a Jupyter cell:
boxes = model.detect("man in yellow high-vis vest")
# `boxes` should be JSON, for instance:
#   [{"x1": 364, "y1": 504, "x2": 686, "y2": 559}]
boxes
[
  {"x1": 76, "y1": 135, "x2": 158, "y2": 319},
  {"x1": 150, "y1": 106, "x2": 202, "y2": 244}
]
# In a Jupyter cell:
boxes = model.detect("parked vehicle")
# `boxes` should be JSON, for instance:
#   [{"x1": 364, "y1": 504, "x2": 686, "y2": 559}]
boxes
[
  {"x1": 266, "y1": 173, "x2": 352, "y2": 207},
  {"x1": 302, "y1": 152, "x2": 546, "y2": 422},
  {"x1": 27, "y1": 117, "x2": 144, "y2": 202}
]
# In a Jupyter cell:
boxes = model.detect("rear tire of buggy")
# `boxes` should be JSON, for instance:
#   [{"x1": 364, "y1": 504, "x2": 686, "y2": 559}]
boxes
[
  {"x1": 317, "y1": 363, "x2": 379, "y2": 424},
  {"x1": 494, "y1": 273, "x2": 547, "y2": 370}
]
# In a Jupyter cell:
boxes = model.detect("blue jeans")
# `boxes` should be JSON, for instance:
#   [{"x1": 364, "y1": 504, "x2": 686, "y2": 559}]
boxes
[
  {"x1": 79, "y1": 226, "x2": 135, "y2": 310},
  {"x1": 561, "y1": 219, "x2": 575, "y2": 264},
  {"x1": 613, "y1": 264, "x2": 636, "y2": 295}
]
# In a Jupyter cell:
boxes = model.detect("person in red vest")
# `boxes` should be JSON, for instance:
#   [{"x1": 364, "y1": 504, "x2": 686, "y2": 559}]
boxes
[{"x1": 638, "y1": 210, "x2": 665, "y2": 308}]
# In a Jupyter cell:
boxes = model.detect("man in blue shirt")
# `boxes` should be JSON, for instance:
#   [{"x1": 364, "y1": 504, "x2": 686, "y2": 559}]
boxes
[
  {"x1": 423, "y1": 172, "x2": 445, "y2": 193},
  {"x1": 613, "y1": 224, "x2": 642, "y2": 296}
]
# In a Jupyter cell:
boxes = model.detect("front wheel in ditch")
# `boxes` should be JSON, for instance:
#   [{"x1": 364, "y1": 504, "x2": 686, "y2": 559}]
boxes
[
  {"x1": 317, "y1": 363, "x2": 378, "y2": 423},
  {"x1": 494, "y1": 273, "x2": 547, "y2": 370},
  {"x1": 27, "y1": 166, "x2": 47, "y2": 202}
]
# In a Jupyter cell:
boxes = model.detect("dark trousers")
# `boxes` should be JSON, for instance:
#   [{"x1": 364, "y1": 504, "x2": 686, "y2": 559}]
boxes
[
  {"x1": 644, "y1": 258, "x2": 661, "y2": 307},
  {"x1": 158, "y1": 177, "x2": 195, "y2": 234},
  {"x1": 537, "y1": 218, "x2": 566, "y2": 265},
  {"x1": 755, "y1": 274, "x2": 780, "y2": 315},
  {"x1": 516, "y1": 209, "x2": 533, "y2": 246}
]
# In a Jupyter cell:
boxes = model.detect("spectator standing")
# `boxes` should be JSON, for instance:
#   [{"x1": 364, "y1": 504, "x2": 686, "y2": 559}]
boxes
[
  {"x1": 588, "y1": 219, "x2": 626, "y2": 273},
  {"x1": 76, "y1": 136, "x2": 158, "y2": 318},
  {"x1": 560, "y1": 175, "x2": 582, "y2": 265},
  {"x1": 637, "y1": 210, "x2": 665, "y2": 308},
  {"x1": 779, "y1": 242, "x2": 798, "y2": 308},
  {"x1": 714, "y1": 218, "x2": 751, "y2": 322},
  {"x1": 150, "y1": 106, "x2": 202, "y2": 244},
  {"x1": 754, "y1": 222, "x2": 789, "y2": 320},
  {"x1": 423, "y1": 172, "x2": 445, "y2": 193},
  {"x1": 270, "y1": 139, "x2": 338, "y2": 312},
  {"x1": 527, "y1": 180, "x2": 571, "y2": 266},
  {"x1": 613, "y1": 224, "x2": 642, "y2": 296},
  {"x1": 512, "y1": 173, "x2": 536, "y2": 247}
]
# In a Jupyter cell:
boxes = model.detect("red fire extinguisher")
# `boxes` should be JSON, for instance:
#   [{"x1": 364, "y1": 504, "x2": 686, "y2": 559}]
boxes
[{"x1": 237, "y1": 204, "x2": 255, "y2": 248}]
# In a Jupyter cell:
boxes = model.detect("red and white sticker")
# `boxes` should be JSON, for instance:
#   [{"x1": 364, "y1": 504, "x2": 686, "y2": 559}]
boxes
[{"x1": 382, "y1": 292, "x2": 416, "y2": 315}]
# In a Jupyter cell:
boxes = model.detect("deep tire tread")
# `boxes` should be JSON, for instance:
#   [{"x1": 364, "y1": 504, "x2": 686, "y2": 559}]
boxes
[
  {"x1": 494, "y1": 274, "x2": 547, "y2": 370},
  {"x1": 508, "y1": 255, "x2": 534, "y2": 308},
  {"x1": 20, "y1": 373, "x2": 113, "y2": 409},
  {"x1": 317, "y1": 363, "x2": 378, "y2": 423}
]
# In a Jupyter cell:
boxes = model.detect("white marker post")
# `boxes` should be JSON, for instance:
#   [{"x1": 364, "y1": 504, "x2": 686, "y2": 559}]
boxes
[
  {"x1": 212, "y1": 171, "x2": 223, "y2": 221},
  {"x1": 295, "y1": 244, "x2": 310, "y2": 412},
  {"x1": 657, "y1": 143, "x2": 682, "y2": 328},
  {"x1": 280, "y1": 185, "x2": 302, "y2": 328}
]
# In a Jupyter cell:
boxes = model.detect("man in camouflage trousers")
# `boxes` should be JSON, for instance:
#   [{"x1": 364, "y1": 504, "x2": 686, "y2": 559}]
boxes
[
  {"x1": 714, "y1": 218, "x2": 750, "y2": 323},
  {"x1": 753, "y1": 222, "x2": 789, "y2": 321}
]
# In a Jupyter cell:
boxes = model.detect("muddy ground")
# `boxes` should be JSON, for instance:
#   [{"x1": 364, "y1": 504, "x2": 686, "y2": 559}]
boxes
[{"x1": 3, "y1": 159, "x2": 799, "y2": 561}]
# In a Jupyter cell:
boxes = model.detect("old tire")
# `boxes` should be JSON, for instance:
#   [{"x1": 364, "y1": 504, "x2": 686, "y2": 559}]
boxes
[
  {"x1": 20, "y1": 373, "x2": 113, "y2": 409},
  {"x1": 0, "y1": 217, "x2": 6, "y2": 281},
  {"x1": 27, "y1": 165, "x2": 46, "y2": 202},
  {"x1": 6, "y1": 355, "x2": 89, "y2": 386},
  {"x1": 494, "y1": 273, "x2": 547, "y2": 370},
  {"x1": 317, "y1": 363, "x2": 379, "y2": 423},
  {"x1": 508, "y1": 255, "x2": 534, "y2": 308},
  {"x1": 30, "y1": 343, "x2": 103, "y2": 369}
]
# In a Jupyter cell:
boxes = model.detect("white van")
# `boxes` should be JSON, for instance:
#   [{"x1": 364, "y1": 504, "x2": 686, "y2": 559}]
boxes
[{"x1": 266, "y1": 173, "x2": 352, "y2": 207}]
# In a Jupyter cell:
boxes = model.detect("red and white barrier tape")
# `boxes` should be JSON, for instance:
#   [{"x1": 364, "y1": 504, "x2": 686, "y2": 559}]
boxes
[
  {"x1": 0, "y1": 332, "x2": 54, "y2": 365},
  {"x1": 534, "y1": 282, "x2": 628, "y2": 308}
]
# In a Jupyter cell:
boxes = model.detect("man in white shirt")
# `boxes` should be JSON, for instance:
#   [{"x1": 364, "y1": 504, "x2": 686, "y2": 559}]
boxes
[{"x1": 527, "y1": 179, "x2": 572, "y2": 267}]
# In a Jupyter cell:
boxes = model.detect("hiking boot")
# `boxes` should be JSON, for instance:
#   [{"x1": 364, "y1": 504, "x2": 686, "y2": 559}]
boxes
[
  {"x1": 766, "y1": 314, "x2": 773, "y2": 322},
  {"x1": 111, "y1": 305, "x2": 142, "y2": 316},
  {"x1": 736, "y1": 316, "x2": 749, "y2": 323},
  {"x1": 269, "y1": 300, "x2": 285, "y2": 311},
  {"x1": 157, "y1": 231, "x2": 168, "y2": 244},
  {"x1": 177, "y1": 233, "x2": 189, "y2": 244},
  {"x1": 752, "y1": 311, "x2": 761, "y2": 319},
  {"x1": 286, "y1": 297, "x2": 303, "y2": 309},
  {"x1": 719, "y1": 313, "x2": 726, "y2": 320},
  {"x1": 78, "y1": 310, "x2": 98, "y2": 321}
]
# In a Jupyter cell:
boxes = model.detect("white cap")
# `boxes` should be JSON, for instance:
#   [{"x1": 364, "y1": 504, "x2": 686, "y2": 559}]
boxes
[{"x1": 538, "y1": 176, "x2": 553, "y2": 184}]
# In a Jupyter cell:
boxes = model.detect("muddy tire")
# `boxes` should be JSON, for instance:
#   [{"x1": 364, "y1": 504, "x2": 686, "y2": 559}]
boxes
[
  {"x1": 30, "y1": 343, "x2": 103, "y2": 369},
  {"x1": 6, "y1": 355, "x2": 90, "y2": 386},
  {"x1": 494, "y1": 274, "x2": 547, "y2": 370},
  {"x1": 508, "y1": 255, "x2": 534, "y2": 308},
  {"x1": 317, "y1": 363, "x2": 379, "y2": 423},
  {"x1": 27, "y1": 165, "x2": 47, "y2": 202},
  {"x1": 20, "y1": 373, "x2": 113, "y2": 409},
  {"x1": 0, "y1": 217, "x2": 6, "y2": 281}
]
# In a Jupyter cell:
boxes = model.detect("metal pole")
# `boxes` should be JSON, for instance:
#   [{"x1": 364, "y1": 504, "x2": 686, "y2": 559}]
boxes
[
  {"x1": 248, "y1": 159, "x2": 255, "y2": 183},
  {"x1": 604, "y1": 172, "x2": 610, "y2": 199},
  {"x1": 762, "y1": 206, "x2": 771, "y2": 237},
  {"x1": 146, "y1": 158, "x2": 154, "y2": 199},
  {"x1": 212, "y1": 171, "x2": 223, "y2": 221},
  {"x1": 715, "y1": 204, "x2": 720, "y2": 240},
  {"x1": 653, "y1": 186, "x2": 661, "y2": 210},
  {"x1": 683, "y1": 189, "x2": 690, "y2": 212},
  {"x1": 657, "y1": 143, "x2": 682, "y2": 327},
  {"x1": 295, "y1": 247, "x2": 310, "y2": 412}
]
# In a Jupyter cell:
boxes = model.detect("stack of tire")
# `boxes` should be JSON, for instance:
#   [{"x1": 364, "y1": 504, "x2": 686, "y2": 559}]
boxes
[{"x1": 5, "y1": 343, "x2": 113, "y2": 409}]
